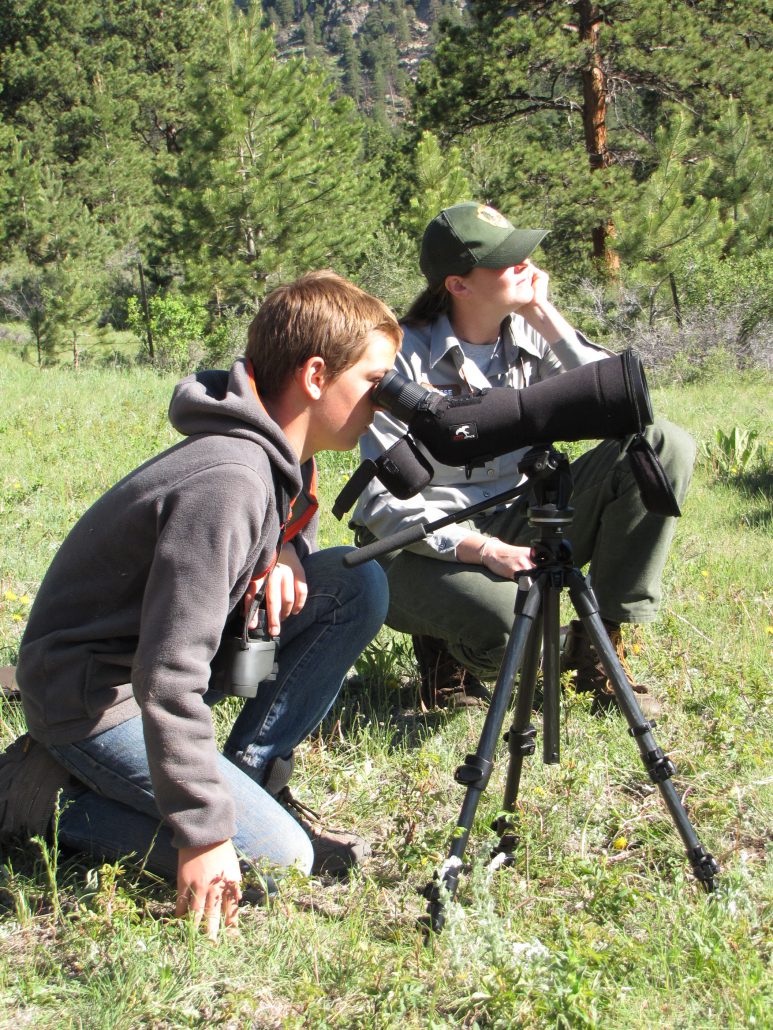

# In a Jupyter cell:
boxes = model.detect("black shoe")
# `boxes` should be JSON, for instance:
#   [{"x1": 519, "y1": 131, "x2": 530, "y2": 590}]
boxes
[{"x1": 412, "y1": 635, "x2": 491, "y2": 710}]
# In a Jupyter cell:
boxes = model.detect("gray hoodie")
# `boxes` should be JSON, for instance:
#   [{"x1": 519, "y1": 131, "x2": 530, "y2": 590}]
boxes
[{"x1": 16, "y1": 359, "x2": 317, "y2": 849}]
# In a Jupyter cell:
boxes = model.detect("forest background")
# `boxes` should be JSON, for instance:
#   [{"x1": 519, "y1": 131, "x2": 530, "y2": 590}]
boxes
[
  {"x1": 0, "y1": 0, "x2": 771, "y2": 373},
  {"x1": 1, "y1": 3, "x2": 772, "y2": 1025}
]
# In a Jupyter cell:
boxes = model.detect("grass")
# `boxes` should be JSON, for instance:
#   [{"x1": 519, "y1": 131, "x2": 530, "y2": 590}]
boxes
[{"x1": 1, "y1": 345, "x2": 771, "y2": 1028}]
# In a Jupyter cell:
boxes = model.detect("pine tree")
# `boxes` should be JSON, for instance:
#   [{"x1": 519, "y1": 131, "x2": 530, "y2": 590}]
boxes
[
  {"x1": 402, "y1": 131, "x2": 471, "y2": 239},
  {"x1": 46, "y1": 257, "x2": 102, "y2": 368},
  {"x1": 614, "y1": 114, "x2": 726, "y2": 323},
  {"x1": 160, "y1": 2, "x2": 389, "y2": 310},
  {"x1": 700, "y1": 101, "x2": 772, "y2": 254},
  {"x1": 337, "y1": 24, "x2": 363, "y2": 104},
  {"x1": 0, "y1": 0, "x2": 198, "y2": 312},
  {"x1": 414, "y1": 0, "x2": 769, "y2": 271},
  {"x1": 275, "y1": 0, "x2": 295, "y2": 29},
  {"x1": 0, "y1": 154, "x2": 108, "y2": 361},
  {"x1": 300, "y1": 14, "x2": 319, "y2": 59}
]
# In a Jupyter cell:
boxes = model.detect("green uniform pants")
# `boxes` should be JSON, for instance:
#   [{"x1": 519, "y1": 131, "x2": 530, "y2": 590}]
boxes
[{"x1": 372, "y1": 419, "x2": 695, "y2": 680}]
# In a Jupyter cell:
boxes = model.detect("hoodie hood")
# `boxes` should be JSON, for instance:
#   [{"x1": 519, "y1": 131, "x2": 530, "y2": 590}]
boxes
[{"x1": 169, "y1": 358, "x2": 302, "y2": 498}]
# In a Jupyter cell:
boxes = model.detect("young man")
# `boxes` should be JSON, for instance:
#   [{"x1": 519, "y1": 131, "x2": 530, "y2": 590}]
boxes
[
  {"x1": 1, "y1": 271, "x2": 401, "y2": 941},
  {"x1": 352, "y1": 202, "x2": 695, "y2": 714}
]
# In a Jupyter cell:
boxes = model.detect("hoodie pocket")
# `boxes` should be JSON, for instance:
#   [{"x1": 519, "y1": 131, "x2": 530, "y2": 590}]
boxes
[{"x1": 83, "y1": 652, "x2": 135, "y2": 720}]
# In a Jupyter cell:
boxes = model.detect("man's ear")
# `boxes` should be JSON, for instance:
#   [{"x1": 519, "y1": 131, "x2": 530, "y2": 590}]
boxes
[{"x1": 297, "y1": 356, "x2": 326, "y2": 400}]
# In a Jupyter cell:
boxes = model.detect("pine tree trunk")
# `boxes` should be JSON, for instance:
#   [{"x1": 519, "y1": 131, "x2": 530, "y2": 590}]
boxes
[
  {"x1": 578, "y1": 1, "x2": 620, "y2": 273},
  {"x1": 669, "y1": 272, "x2": 683, "y2": 328},
  {"x1": 138, "y1": 260, "x2": 154, "y2": 360}
]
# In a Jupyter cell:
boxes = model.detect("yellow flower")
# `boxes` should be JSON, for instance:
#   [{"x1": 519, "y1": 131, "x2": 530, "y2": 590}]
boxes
[
  {"x1": 612, "y1": 836, "x2": 628, "y2": 851},
  {"x1": 3, "y1": 590, "x2": 18, "y2": 602},
  {"x1": 19, "y1": 594, "x2": 31, "y2": 605},
  {"x1": 12, "y1": 614, "x2": 22, "y2": 622}
]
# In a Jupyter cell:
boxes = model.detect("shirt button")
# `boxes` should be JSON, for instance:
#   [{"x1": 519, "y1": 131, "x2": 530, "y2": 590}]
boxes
[
  {"x1": 483, "y1": 491, "x2": 491, "y2": 497},
  {"x1": 486, "y1": 468, "x2": 495, "y2": 478}
]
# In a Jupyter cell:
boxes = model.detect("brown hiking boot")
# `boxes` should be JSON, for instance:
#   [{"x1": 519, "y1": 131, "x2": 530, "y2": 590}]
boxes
[
  {"x1": 0, "y1": 734, "x2": 73, "y2": 841},
  {"x1": 561, "y1": 620, "x2": 661, "y2": 720},
  {"x1": 263, "y1": 754, "x2": 371, "y2": 877},
  {"x1": 0, "y1": 666, "x2": 20, "y2": 702},
  {"x1": 275, "y1": 787, "x2": 372, "y2": 877},
  {"x1": 412, "y1": 635, "x2": 491, "y2": 710}
]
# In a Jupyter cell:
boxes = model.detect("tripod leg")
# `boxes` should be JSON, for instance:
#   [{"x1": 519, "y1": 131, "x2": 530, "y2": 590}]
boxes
[
  {"x1": 567, "y1": 570, "x2": 719, "y2": 891},
  {"x1": 422, "y1": 576, "x2": 546, "y2": 934},
  {"x1": 541, "y1": 577, "x2": 562, "y2": 766},
  {"x1": 493, "y1": 574, "x2": 564, "y2": 861},
  {"x1": 490, "y1": 607, "x2": 541, "y2": 862}
]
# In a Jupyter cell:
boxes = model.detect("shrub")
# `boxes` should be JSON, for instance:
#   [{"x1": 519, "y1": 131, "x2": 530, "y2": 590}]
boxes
[
  {"x1": 201, "y1": 310, "x2": 252, "y2": 369},
  {"x1": 126, "y1": 293, "x2": 207, "y2": 372},
  {"x1": 559, "y1": 276, "x2": 772, "y2": 381}
]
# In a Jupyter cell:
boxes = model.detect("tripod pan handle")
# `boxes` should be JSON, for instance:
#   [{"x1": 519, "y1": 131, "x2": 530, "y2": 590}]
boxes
[{"x1": 343, "y1": 522, "x2": 429, "y2": 566}]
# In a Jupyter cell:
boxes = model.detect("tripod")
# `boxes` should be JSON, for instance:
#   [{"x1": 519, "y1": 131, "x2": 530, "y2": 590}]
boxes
[{"x1": 418, "y1": 445, "x2": 719, "y2": 934}]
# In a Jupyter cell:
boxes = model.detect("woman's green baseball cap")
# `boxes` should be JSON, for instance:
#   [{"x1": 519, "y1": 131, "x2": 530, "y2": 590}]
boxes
[{"x1": 420, "y1": 202, "x2": 548, "y2": 286}]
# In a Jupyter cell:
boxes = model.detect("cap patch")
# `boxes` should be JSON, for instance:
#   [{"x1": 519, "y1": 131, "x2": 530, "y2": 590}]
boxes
[{"x1": 476, "y1": 205, "x2": 511, "y2": 228}]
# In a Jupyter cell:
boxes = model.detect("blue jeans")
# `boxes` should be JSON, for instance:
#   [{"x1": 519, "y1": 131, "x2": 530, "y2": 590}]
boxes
[{"x1": 48, "y1": 548, "x2": 388, "y2": 879}]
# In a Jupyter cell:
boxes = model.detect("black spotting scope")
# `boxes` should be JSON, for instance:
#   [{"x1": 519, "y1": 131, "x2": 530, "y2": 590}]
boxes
[
  {"x1": 333, "y1": 349, "x2": 679, "y2": 522},
  {"x1": 371, "y1": 348, "x2": 653, "y2": 468}
]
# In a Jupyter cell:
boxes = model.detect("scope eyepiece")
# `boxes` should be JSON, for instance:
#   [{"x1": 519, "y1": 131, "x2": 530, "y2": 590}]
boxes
[{"x1": 372, "y1": 370, "x2": 443, "y2": 424}]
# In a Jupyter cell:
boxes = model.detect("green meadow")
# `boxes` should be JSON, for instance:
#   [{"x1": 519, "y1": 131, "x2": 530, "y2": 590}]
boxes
[{"x1": 0, "y1": 345, "x2": 771, "y2": 1029}]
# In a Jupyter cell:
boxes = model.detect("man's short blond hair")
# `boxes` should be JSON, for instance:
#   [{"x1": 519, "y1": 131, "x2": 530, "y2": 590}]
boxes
[{"x1": 247, "y1": 271, "x2": 401, "y2": 399}]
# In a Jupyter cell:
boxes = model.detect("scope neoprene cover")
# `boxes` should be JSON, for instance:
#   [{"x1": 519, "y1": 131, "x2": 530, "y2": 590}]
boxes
[{"x1": 406, "y1": 351, "x2": 653, "y2": 466}]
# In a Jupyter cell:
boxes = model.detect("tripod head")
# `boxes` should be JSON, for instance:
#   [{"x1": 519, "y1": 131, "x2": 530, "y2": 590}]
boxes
[{"x1": 517, "y1": 445, "x2": 573, "y2": 514}]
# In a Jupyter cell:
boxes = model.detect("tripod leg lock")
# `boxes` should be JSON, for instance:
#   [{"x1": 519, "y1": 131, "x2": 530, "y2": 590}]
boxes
[
  {"x1": 644, "y1": 747, "x2": 677, "y2": 783},
  {"x1": 504, "y1": 724, "x2": 537, "y2": 756},
  {"x1": 421, "y1": 857, "x2": 464, "y2": 905},
  {"x1": 455, "y1": 754, "x2": 494, "y2": 788},
  {"x1": 421, "y1": 878, "x2": 443, "y2": 903},
  {"x1": 687, "y1": 845, "x2": 720, "y2": 888},
  {"x1": 491, "y1": 831, "x2": 519, "y2": 858},
  {"x1": 628, "y1": 720, "x2": 657, "y2": 738}
]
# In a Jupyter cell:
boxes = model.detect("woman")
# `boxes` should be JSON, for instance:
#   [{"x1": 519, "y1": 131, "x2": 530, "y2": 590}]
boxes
[{"x1": 353, "y1": 202, "x2": 695, "y2": 715}]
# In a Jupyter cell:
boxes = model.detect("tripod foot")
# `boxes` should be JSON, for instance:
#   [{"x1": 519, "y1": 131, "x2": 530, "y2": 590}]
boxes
[
  {"x1": 689, "y1": 845, "x2": 720, "y2": 891},
  {"x1": 419, "y1": 855, "x2": 466, "y2": 936},
  {"x1": 489, "y1": 835, "x2": 518, "y2": 871}
]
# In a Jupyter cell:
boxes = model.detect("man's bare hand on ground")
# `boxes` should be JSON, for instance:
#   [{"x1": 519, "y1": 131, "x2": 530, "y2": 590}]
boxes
[{"x1": 176, "y1": 839, "x2": 242, "y2": 942}]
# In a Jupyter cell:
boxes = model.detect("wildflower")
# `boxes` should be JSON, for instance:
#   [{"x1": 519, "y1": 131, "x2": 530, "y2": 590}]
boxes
[{"x1": 3, "y1": 590, "x2": 18, "y2": 602}]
